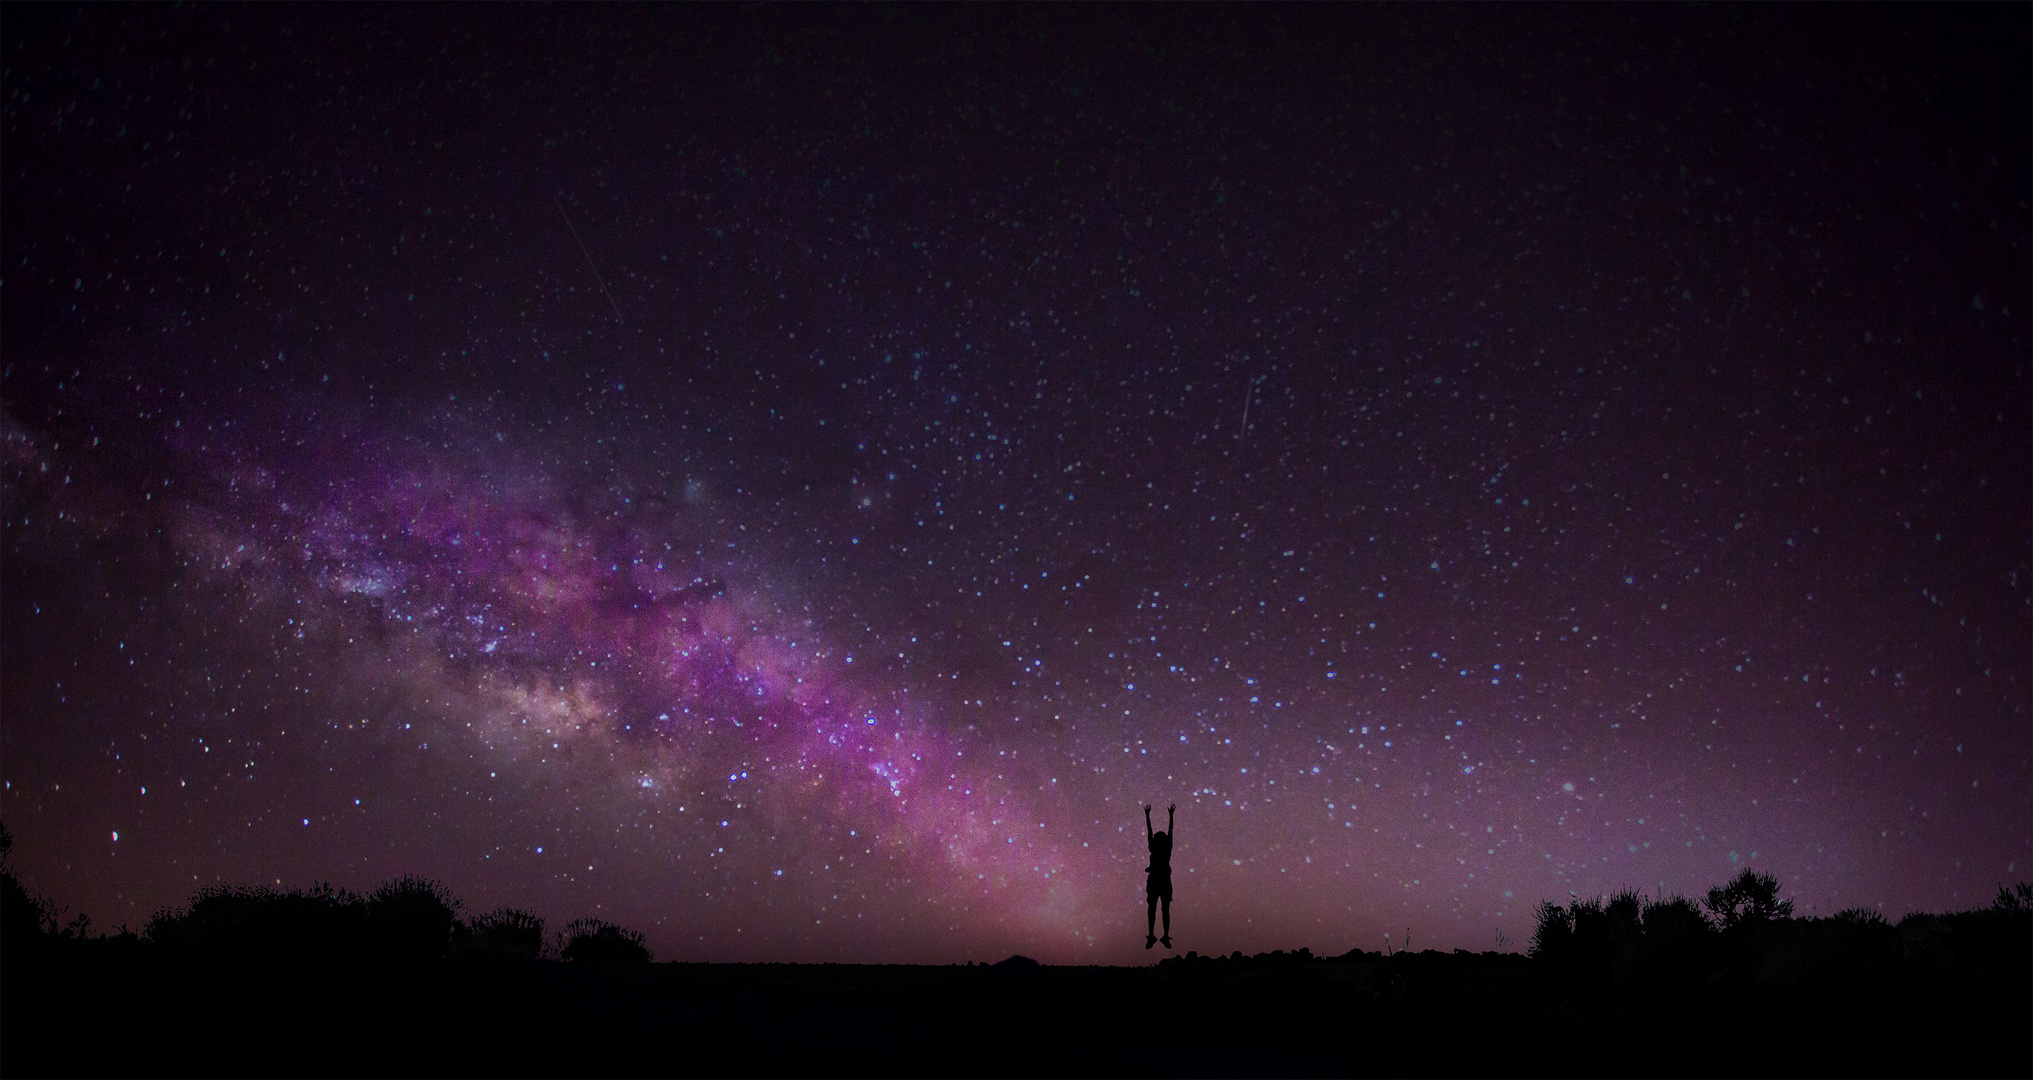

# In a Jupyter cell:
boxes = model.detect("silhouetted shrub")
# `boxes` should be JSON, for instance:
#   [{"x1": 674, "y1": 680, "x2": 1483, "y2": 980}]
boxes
[
  {"x1": 143, "y1": 876, "x2": 465, "y2": 965},
  {"x1": 146, "y1": 881, "x2": 372, "y2": 964},
  {"x1": 556, "y1": 918, "x2": 651, "y2": 963},
  {"x1": 1899, "y1": 894, "x2": 2033, "y2": 980},
  {"x1": 1534, "y1": 889, "x2": 1721, "y2": 994},
  {"x1": 368, "y1": 875, "x2": 462, "y2": 962},
  {"x1": 1529, "y1": 899, "x2": 1573, "y2": 963},
  {"x1": 1563, "y1": 894, "x2": 1621, "y2": 989},
  {"x1": 0, "y1": 819, "x2": 78, "y2": 962},
  {"x1": 1703, "y1": 868, "x2": 1793, "y2": 931},
  {"x1": 0, "y1": 862, "x2": 45, "y2": 955},
  {"x1": 1605, "y1": 888, "x2": 1643, "y2": 926},
  {"x1": 1524, "y1": 872, "x2": 2029, "y2": 998},
  {"x1": 1600, "y1": 889, "x2": 1647, "y2": 986},
  {"x1": 453, "y1": 906, "x2": 547, "y2": 962},
  {"x1": 1745, "y1": 915, "x2": 1902, "y2": 990},
  {"x1": 1833, "y1": 906, "x2": 1887, "y2": 926},
  {"x1": 1629, "y1": 894, "x2": 1715, "y2": 992},
  {"x1": 1896, "y1": 911, "x2": 1955, "y2": 972}
]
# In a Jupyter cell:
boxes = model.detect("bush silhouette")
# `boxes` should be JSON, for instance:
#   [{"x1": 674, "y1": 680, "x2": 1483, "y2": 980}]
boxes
[
  {"x1": 1899, "y1": 894, "x2": 2033, "y2": 979},
  {"x1": 556, "y1": 918, "x2": 652, "y2": 963},
  {"x1": 141, "y1": 876, "x2": 461, "y2": 964},
  {"x1": 1536, "y1": 891, "x2": 1638, "y2": 991},
  {"x1": 145, "y1": 881, "x2": 371, "y2": 963},
  {"x1": 0, "y1": 858, "x2": 44, "y2": 955},
  {"x1": 455, "y1": 907, "x2": 547, "y2": 961},
  {"x1": 1833, "y1": 906, "x2": 1887, "y2": 926},
  {"x1": 1534, "y1": 888, "x2": 1720, "y2": 994},
  {"x1": 368, "y1": 876, "x2": 462, "y2": 962},
  {"x1": 1519, "y1": 872, "x2": 2030, "y2": 997},
  {"x1": 1745, "y1": 914, "x2": 1903, "y2": 990},
  {"x1": 1702, "y1": 868, "x2": 1793, "y2": 931},
  {"x1": 0, "y1": 819, "x2": 82, "y2": 961},
  {"x1": 1529, "y1": 898, "x2": 1574, "y2": 963},
  {"x1": 1630, "y1": 894, "x2": 1714, "y2": 991}
]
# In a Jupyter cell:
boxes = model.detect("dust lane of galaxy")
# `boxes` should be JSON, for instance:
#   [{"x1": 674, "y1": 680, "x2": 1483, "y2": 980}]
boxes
[{"x1": 2, "y1": 5, "x2": 2027, "y2": 964}]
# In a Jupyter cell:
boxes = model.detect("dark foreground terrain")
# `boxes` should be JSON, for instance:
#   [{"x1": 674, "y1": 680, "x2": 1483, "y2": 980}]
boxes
[{"x1": 5, "y1": 946, "x2": 2026, "y2": 1077}]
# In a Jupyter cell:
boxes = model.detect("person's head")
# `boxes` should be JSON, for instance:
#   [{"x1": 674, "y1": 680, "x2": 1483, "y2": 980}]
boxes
[{"x1": 1151, "y1": 830, "x2": 1169, "y2": 848}]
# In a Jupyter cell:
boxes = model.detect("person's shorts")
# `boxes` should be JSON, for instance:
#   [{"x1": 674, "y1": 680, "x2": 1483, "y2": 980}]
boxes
[{"x1": 1146, "y1": 874, "x2": 1172, "y2": 902}]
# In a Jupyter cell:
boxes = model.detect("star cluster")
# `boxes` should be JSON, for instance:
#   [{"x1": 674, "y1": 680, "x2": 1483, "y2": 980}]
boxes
[{"x1": 2, "y1": 6, "x2": 2026, "y2": 964}]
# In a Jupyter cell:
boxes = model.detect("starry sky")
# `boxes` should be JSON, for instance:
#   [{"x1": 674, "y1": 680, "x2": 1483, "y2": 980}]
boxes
[{"x1": 3, "y1": 5, "x2": 2027, "y2": 966}]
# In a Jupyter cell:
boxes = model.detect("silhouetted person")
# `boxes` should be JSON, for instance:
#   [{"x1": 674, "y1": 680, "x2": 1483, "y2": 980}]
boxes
[{"x1": 1145, "y1": 802, "x2": 1174, "y2": 949}]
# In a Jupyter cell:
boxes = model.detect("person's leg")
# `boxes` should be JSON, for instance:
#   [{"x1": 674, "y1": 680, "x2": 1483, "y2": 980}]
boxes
[
  {"x1": 1160, "y1": 895, "x2": 1171, "y2": 946},
  {"x1": 1146, "y1": 895, "x2": 1158, "y2": 946}
]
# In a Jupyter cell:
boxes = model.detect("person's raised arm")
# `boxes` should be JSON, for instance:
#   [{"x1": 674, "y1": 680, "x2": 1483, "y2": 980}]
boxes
[
  {"x1": 1167, "y1": 803, "x2": 1175, "y2": 840},
  {"x1": 1144, "y1": 804, "x2": 1154, "y2": 841}
]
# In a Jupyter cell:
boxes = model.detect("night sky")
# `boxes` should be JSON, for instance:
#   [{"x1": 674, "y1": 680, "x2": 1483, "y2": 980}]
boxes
[{"x1": 3, "y1": 5, "x2": 2026, "y2": 966}]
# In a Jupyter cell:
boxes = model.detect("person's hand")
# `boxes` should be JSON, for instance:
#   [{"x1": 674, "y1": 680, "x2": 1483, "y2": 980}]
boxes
[
  {"x1": 1168, "y1": 803, "x2": 1176, "y2": 813},
  {"x1": 1144, "y1": 804, "x2": 1153, "y2": 814}
]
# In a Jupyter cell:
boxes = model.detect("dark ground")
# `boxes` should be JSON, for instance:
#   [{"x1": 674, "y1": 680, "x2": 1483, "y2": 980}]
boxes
[{"x1": 5, "y1": 948, "x2": 2026, "y2": 1077}]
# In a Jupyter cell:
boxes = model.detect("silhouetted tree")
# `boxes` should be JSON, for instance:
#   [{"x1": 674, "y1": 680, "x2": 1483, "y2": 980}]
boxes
[
  {"x1": 556, "y1": 918, "x2": 651, "y2": 963},
  {"x1": 1702, "y1": 868, "x2": 1793, "y2": 931}
]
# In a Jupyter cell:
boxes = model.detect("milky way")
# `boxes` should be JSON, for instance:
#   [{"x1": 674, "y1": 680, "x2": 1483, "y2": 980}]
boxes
[{"x1": 3, "y1": 5, "x2": 2027, "y2": 964}]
